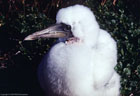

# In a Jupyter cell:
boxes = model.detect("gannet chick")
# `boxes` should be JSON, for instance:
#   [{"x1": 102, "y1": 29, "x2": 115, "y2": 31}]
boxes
[{"x1": 24, "y1": 4, "x2": 120, "y2": 96}]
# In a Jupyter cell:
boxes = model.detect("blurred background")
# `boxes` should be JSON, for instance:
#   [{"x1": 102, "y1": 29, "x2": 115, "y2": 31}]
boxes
[{"x1": 0, "y1": 0, "x2": 140, "y2": 96}]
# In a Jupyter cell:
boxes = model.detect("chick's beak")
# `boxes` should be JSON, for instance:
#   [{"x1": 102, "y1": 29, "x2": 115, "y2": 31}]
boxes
[{"x1": 24, "y1": 23, "x2": 70, "y2": 41}]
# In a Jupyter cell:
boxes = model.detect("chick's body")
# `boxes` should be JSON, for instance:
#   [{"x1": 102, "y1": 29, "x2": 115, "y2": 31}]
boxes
[{"x1": 38, "y1": 5, "x2": 120, "y2": 96}]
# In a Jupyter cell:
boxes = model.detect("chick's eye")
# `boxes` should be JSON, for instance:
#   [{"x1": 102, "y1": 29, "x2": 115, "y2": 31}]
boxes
[
  {"x1": 61, "y1": 23, "x2": 71, "y2": 31},
  {"x1": 66, "y1": 25, "x2": 71, "y2": 31}
]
